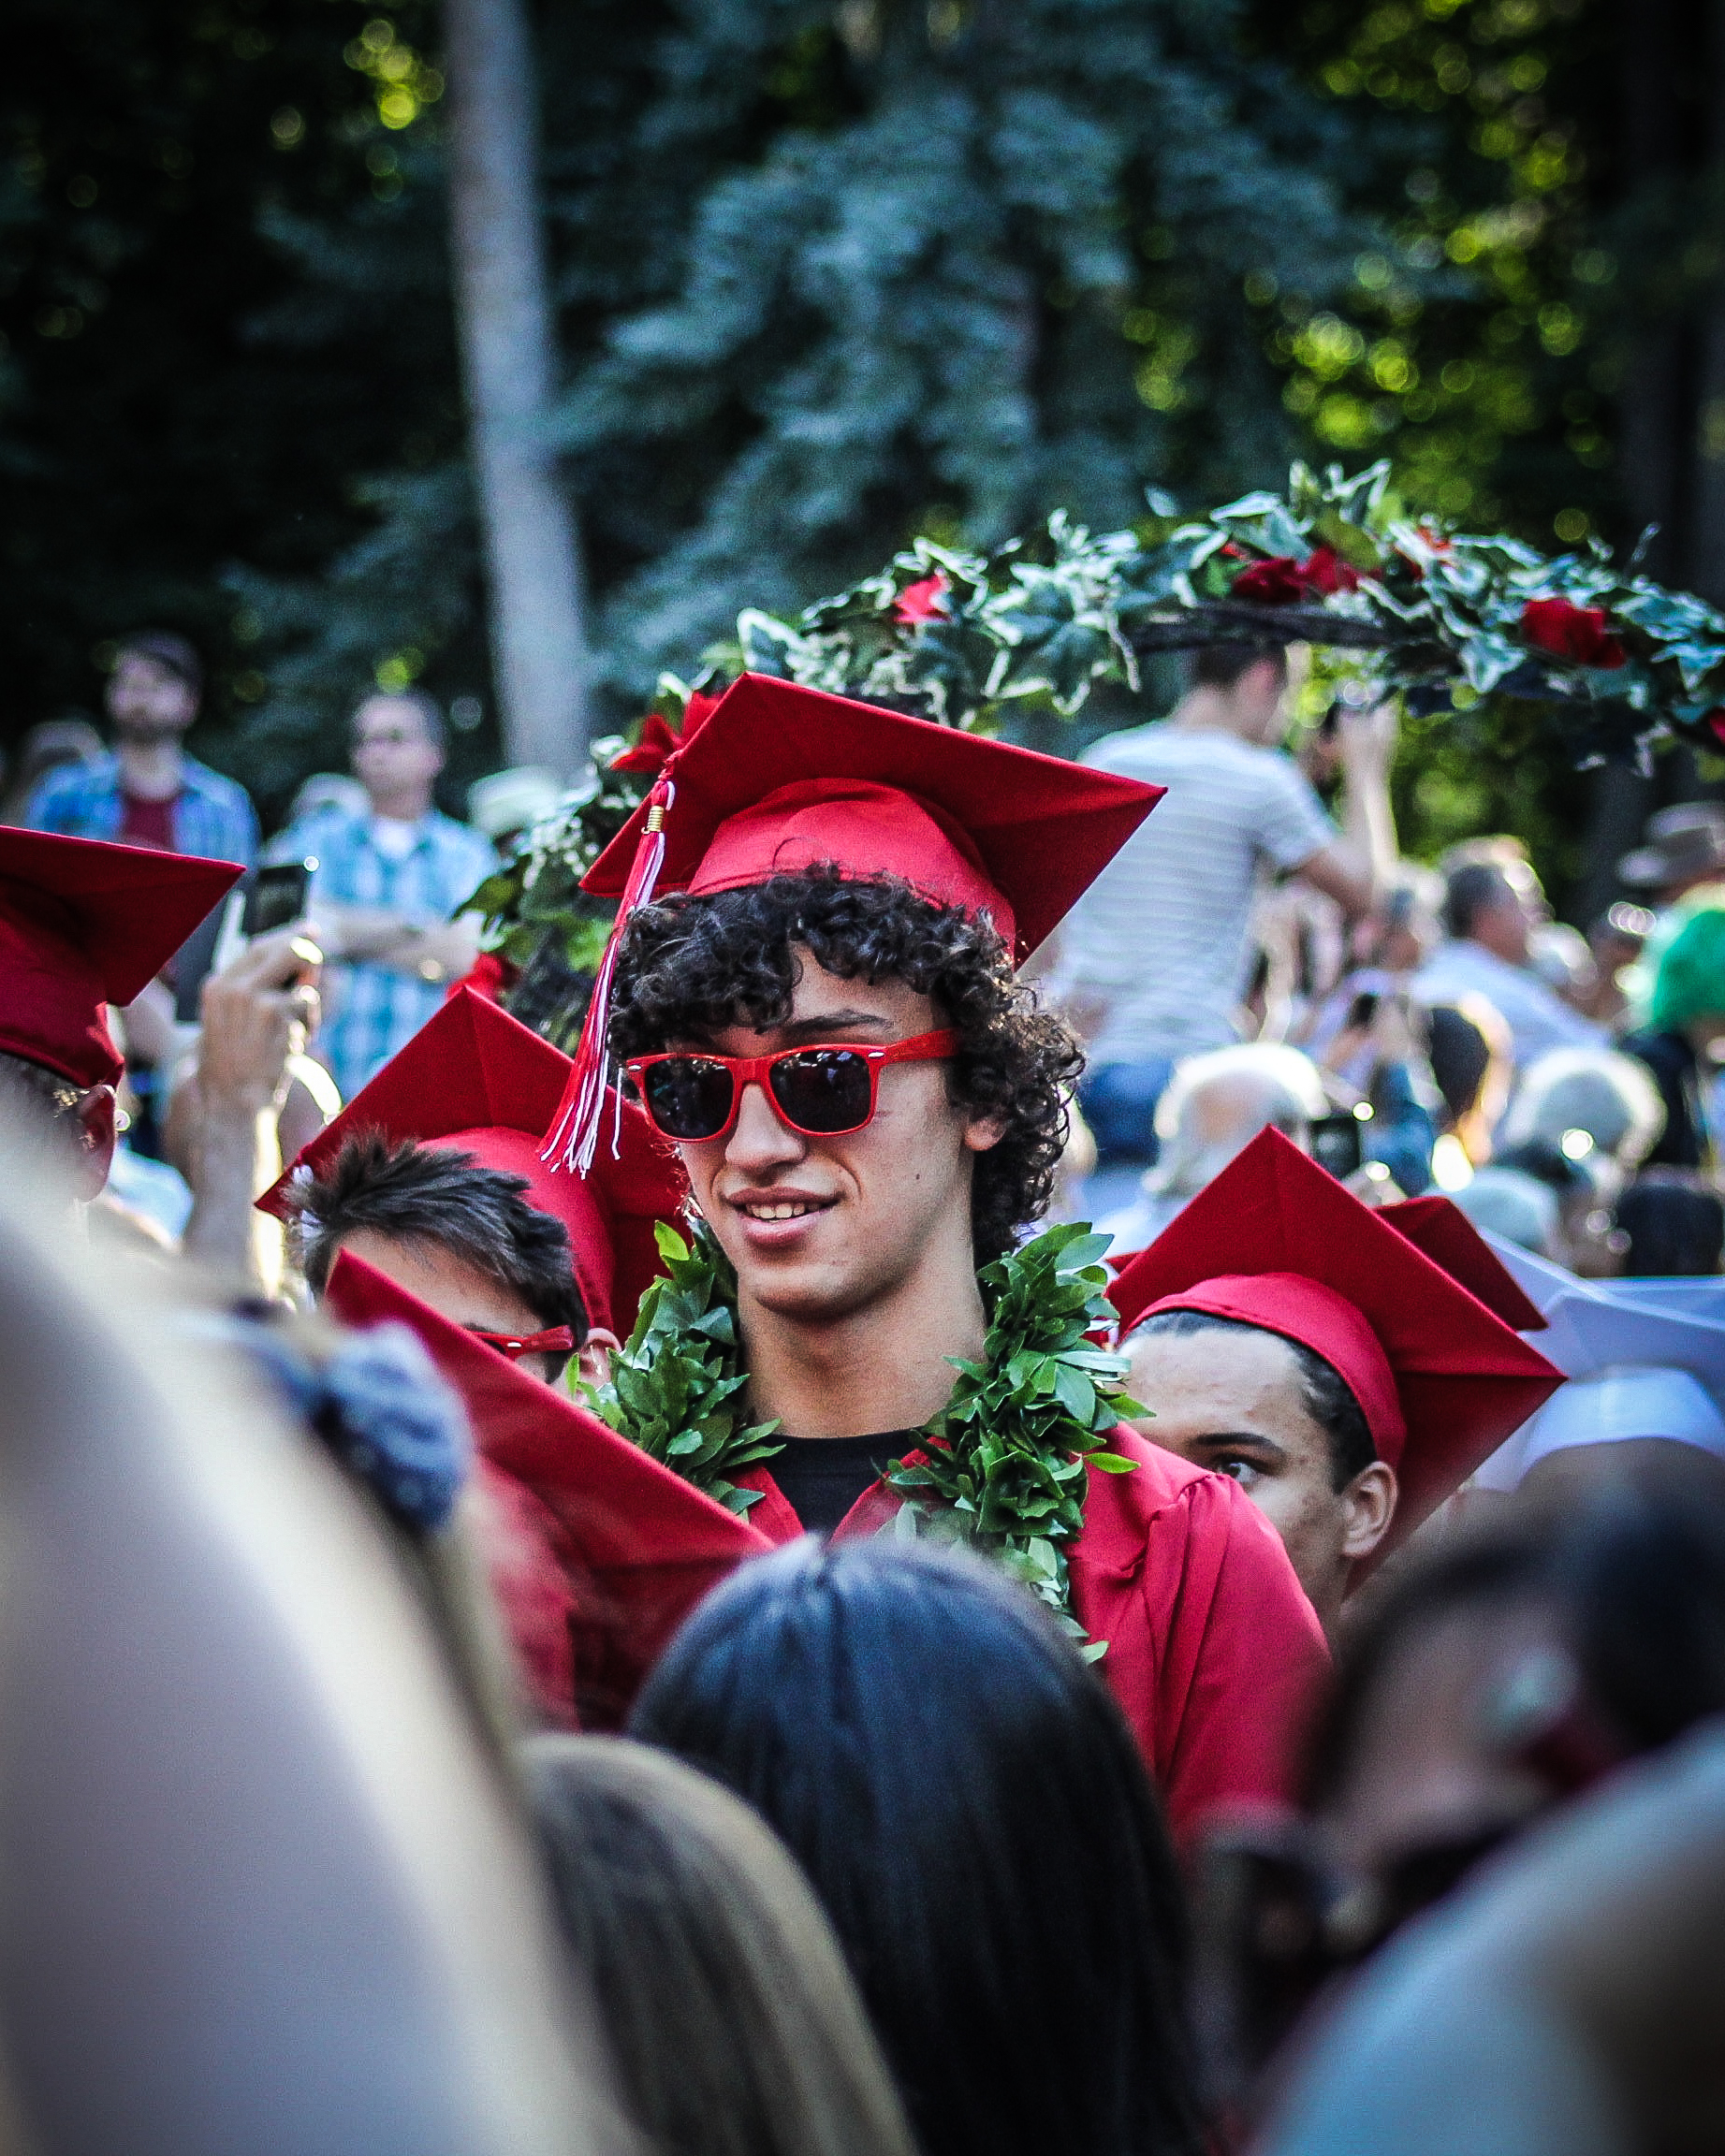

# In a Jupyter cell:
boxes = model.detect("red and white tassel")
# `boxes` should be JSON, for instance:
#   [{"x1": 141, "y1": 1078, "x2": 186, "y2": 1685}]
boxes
[{"x1": 542, "y1": 779, "x2": 674, "y2": 1175}]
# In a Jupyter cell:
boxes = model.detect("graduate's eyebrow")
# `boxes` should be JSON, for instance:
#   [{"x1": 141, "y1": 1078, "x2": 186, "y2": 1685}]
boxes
[
  {"x1": 772, "y1": 1009, "x2": 894, "y2": 1044},
  {"x1": 1190, "y1": 1432, "x2": 1290, "y2": 1460}
]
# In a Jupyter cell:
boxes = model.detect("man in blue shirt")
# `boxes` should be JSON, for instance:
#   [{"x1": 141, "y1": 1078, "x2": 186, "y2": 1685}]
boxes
[
  {"x1": 26, "y1": 632, "x2": 257, "y2": 867},
  {"x1": 269, "y1": 690, "x2": 494, "y2": 1102}
]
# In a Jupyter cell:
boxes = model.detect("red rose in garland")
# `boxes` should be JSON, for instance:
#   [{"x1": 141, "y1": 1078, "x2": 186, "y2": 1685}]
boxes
[
  {"x1": 893, "y1": 572, "x2": 952, "y2": 625},
  {"x1": 1520, "y1": 597, "x2": 1627, "y2": 670},
  {"x1": 1298, "y1": 545, "x2": 1362, "y2": 596},
  {"x1": 1230, "y1": 544, "x2": 1360, "y2": 605},
  {"x1": 608, "y1": 690, "x2": 724, "y2": 778},
  {"x1": 1229, "y1": 554, "x2": 1307, "y2": 605}
]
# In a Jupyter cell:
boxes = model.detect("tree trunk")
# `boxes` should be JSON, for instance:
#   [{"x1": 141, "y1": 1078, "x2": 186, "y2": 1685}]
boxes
[{"x1": 444, "y1": 0, "x2": 592, "y2": 775}]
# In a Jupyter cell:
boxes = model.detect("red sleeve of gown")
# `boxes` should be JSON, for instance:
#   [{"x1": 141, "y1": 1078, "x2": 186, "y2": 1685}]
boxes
[{"x1": 1069, "y1": 1433, "x2": 1329, "y2": 1842}]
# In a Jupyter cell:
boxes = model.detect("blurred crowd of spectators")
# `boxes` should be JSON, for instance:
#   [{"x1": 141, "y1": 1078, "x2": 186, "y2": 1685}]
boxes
[{"x1": 1050, "y1": 642, "x2": 1725, "y2": 1281}]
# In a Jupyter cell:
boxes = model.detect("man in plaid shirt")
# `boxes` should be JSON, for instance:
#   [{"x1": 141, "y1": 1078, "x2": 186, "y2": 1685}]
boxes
[{"x1": 267, "y1": 691, "x2": 494, "y2": 1102}]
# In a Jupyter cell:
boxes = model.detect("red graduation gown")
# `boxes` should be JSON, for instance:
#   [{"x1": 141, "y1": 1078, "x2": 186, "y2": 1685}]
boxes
[{"x1": 733, "y1": 1427, "x2": 1329, "y2": 1843}]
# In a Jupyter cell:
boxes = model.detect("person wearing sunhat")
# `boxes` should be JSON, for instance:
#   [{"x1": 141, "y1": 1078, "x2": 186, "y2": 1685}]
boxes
[
  {"x1": 261, "y1": 984, "x2": 685, "y2": 1381},
  {"x1": 519, "y1": 673, "x2": 1333, "y2": 1837},
  {"x1": 0, "y1": 826, "x2": 241, "y2": 1201},
  {"x1": 1106, "y1": 1128, "x2": 1564, "y2": 1632}
]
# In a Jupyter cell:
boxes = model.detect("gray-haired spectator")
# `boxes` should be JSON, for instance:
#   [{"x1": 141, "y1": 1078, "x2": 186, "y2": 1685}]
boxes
[
  {"x1": 1098, "y1": 1042, "x2": 1330, "y2": 1253},
  {"x1": 1497, "y1": 1048, "x2": 1667, "y2": 1192}
]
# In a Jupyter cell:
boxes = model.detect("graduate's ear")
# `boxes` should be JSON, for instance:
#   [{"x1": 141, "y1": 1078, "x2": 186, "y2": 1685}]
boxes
[
  {"x1": 73, "y1": 1085, "x2": 117, "y2": 1202},
  {"x1": 1340, "y1": 1460, "x2": 1397, "y2": 1565},
  {"x1": 962, "y1": 1107, "x2": 1007, "y2": 1155}
]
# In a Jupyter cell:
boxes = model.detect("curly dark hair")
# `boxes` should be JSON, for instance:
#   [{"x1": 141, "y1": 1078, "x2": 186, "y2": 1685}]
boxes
[{"x1": 607, "y1": 867, "x2": 1083, "y2": 1265}]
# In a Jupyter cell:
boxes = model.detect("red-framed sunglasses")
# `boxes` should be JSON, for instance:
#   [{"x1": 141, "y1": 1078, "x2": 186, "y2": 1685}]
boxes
[
  {"x1": 624, "y1": 1028, "x2": 961, "y2": 1144},
  {"x1": 467, "y1": 1324, "x2": 576, "y2": 1362}
]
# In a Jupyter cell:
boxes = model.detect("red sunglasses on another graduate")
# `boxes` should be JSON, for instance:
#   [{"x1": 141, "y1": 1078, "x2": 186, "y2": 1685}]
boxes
[
  {"x1": 466, "y1": 1324, "x2": 577, "y2": 1362},
  {"x1": 624, "y1": 1028, "x2": 960, "y2": 1144}
]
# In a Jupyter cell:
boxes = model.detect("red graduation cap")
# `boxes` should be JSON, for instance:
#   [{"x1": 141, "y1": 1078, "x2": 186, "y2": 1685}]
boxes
[
  {"x1": 1381, "y1": 1193, "x2": 1548, "y2": 1334},
  {"x1": 324, "y1": 1247, "x2": 769, "y2": 1728},
  {"x1": 1106, "y1": 1129, "x2": 1562, "y2": 1560},
  {"x1": 262, "y1": 986, "x2": 687, "y2": 1339},
  {"x1": 551, "y1": 673, "x2": 1163, "y2": 1171},
  {"x1": 0, "y1": 828, "x2": 241, "y2": 1088}
]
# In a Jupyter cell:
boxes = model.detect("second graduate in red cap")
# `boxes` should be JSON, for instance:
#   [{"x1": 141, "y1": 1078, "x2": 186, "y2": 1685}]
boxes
[
  {"x1": 506, "y1": 673, "x2": 1331, "y2": 1838},
  {"x1": 1108, "y1": 1128, "x2": 1563, "y2": 1631}
]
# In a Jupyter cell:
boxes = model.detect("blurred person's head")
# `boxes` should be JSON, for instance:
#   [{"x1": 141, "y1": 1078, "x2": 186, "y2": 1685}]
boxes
[
  {"x1": 1648, "y1": 902, "x2": 1725, "y2": 1055},
  {"x1": 1183, "y1": 645, "x2": 1294, "y2": 746},
  {"x1": 525, "y1": 1734, "x2": 916, "y2": 2156},
  {"x1": 1498, "y1": 1047, "x2": 1666, "y2": 1179},
  {"x1": 1425, "y1": 998, "x2": 1513, "y2": 1163},
  {"x1": 1618, "y1": 802, "x2": 1725, "y2": 905},
  {"x1": 286, "y1": 771, "x2": 370, "y2": 826},
  {"x1": 1451, "y1": 1165, "x2": 1564, "y2": 1258},
  {"x1": 291, "y1": 1135, "x2": 588, "y2": 1383},
  {"x1": 209, "y1": 1294, "x2": 524, "y2": 1761},
  {"x1": 1477, "y1": 1365, "x2": 1725, "y2": 1498},
  {"x1": 1527, "y1": 920, "x2": 1596, "y2": 1005},
  {"x1": 1147, "y1": 1042, "x2": 1329, "y2": 1202},
  {"x1": 4, "y1": 718, "x2": 104, "y2": 821},
  {"x1": 631, "y1": 1537, "x2": 1203, "y2": 2156},
  {"x1": 470, "y1": 766, "x2": 563, "y2": 854},
  {"x1": 1358, "y1": 869, "x2": 1442, "y2": 974},
  {"x1": 1588, "y1": 898, "x2": 1655, "y2": 980},
  {"x1": 351, "y1": 690, "x2": 446, "y2": 823},
  {"x1": 1443, "y1": 860, "x2": 1535, "y2": 967},
  {"x1": 106, "y1": 632, "x2": 201, "y2": 741},
  {"x1": 1306, "y1": 1448, "x2": 1725, "y2": 1909},
  {"x1": 1615, "y1": 1173, "x2": 1725, "y2": 1277},
  {"x1": 1493, "y1": 1139, "x2": 1621, "y2": 1275}
]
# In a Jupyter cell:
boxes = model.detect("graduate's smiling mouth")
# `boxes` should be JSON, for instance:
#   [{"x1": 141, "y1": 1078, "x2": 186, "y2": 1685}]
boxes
[{"x1": 723, "y1": 1187, "x2": 841, "y2": 1241}]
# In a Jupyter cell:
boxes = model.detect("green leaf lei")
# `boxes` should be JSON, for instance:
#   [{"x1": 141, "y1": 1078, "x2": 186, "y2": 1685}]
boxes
[{"x1": 585, "y1": 1216, "x2": 1142, "y2": 1653}]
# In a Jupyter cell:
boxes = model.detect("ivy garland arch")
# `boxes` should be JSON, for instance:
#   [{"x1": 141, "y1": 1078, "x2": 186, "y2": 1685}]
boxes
[{"x1": 470, "y1": 458, "x2": 1725, "y2": 1033}]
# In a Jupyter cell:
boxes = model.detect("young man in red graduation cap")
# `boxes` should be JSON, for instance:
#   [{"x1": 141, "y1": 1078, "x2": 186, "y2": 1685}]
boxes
[
  {"x1": 539, "y1": 673, "x2": 1333, "y2": 1837},
  {"x1": 0, "y1": 827, "x2": 241, "y2": 1199},
  {"x1": 263, "y1": 985, "x2": 683, "y2": 1384},
  {"x1": 1107, "y1": 1127, "x2": 1564, "y2": 1633}
]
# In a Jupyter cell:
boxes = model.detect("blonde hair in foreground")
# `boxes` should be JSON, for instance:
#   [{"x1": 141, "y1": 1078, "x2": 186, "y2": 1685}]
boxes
[{"x1": 525, "y1": 1735, "x2": 918, "y2": 2156}]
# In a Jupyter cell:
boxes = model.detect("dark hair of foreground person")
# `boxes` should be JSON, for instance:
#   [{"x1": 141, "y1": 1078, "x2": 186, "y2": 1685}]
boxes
[
  {"x1": 631, "y1": 1537, "x2": 1204, "y2": 2156},
  {"x1": 525, "y1": 1735, "x2": 915, "y2": 2156}
]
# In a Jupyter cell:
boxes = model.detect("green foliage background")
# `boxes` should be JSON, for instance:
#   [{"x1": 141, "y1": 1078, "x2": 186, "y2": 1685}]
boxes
[{"x1": 4, "y1": 0, "x2": 1716, "y2": 904}]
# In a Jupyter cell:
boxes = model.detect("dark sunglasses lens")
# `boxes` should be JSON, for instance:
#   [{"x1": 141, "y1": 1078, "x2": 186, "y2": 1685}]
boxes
[
  {"x1": 643, "y1": 1057, "x2": 736, "y2": 1140},
  {"x1": 770, "y1": 1049, "x2": 874, "y2": 1134}
]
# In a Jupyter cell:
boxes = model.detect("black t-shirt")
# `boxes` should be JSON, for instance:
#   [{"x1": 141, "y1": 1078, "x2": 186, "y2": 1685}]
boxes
[{"x1": 769, "y1": 1431, "x2": 914, "y2": 1535}]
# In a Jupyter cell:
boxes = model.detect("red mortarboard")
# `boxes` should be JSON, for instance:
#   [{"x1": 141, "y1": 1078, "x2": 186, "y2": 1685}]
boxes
[
  {"x1": 262, "y1": 987, "x2": 688, "y2": 1338},
  {"x1": 324, "y1": 1248, "x2": 768, "y2": 1727},
  {"x1": 584, "y1": 674, "x2": 1162, "y2": 959},
  {"x1": 0, "y1": 829, "x2": 241, "y2": 1088},
  {"x1": 1381, "y1": 1193, "x2": 1549, "y2": 1334},
  {"x1": 1106, "y1": 1129, "x2": 1562, "y2": 1558},
  {"x1": 551, "y1": 673, "x2": 1162, "y2": 1171}
]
